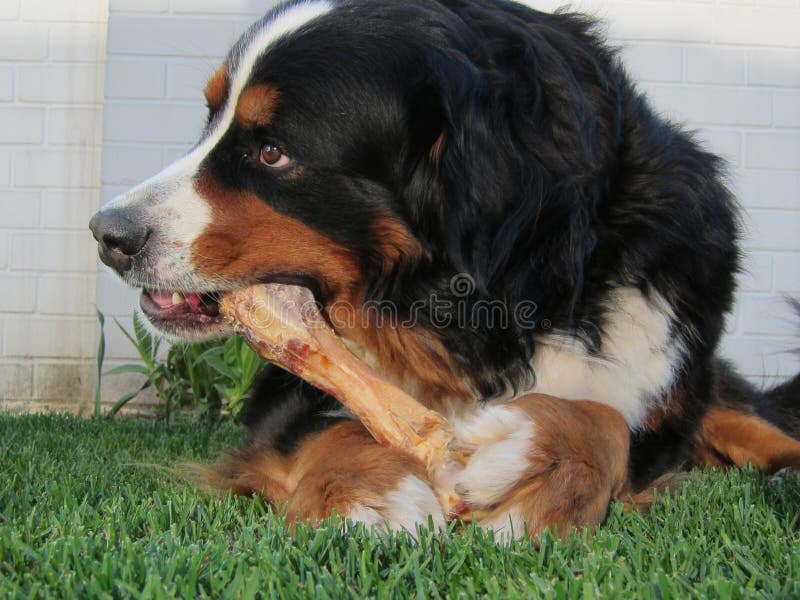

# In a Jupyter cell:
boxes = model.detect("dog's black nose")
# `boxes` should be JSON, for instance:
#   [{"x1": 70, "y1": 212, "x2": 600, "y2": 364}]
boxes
[{"x1": 89, "y1": 209, "x2": 150, "y2": 274}]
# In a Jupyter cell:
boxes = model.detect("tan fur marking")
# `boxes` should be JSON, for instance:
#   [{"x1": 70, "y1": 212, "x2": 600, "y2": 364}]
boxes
[
  {"x1": 356, "y1": 324, "x2": 470, "y2": 402},
  {"x1": 204, "y1": 64, "x2": 228, "y2": 111},
  {"x1": 430, "y1": 132, "x2": 447, "y2": 165},
  {"x1": 191, "y1": 173, "x2": 361, "y2": 304},
  {"x1": 286, "y1": 421, "x2": 429, "y2": 524},
  {"x1": 693, "y1": 407, "x2": 800, "y2": 473},
  {"x1": 326, "y1": 296, "x2": 471, "y2": 402},
  {"x1": 641, "y1": 388, "x2": 687, "y2": 432},
  {"x1": 336, "y1": 218, "x2": 466, "y2": 402},
  {"x1": 235, "y1": 84, "x2": 281, "y2": 128},
  {"x1": 484, "y1": 395, "x2": 630, "y2": 538},
  {"x1": 201, "y1": 421, "x2": 429, "y2": 526},
  {"x1": 192, "y1": 450, "x2": 293, "y2": 506},
  {"x1": 373, "y1": 217, "x2": 422, "y2": 269},
  {"x1": 192, "y1": 174, "x2": 465, "y2": 401}
]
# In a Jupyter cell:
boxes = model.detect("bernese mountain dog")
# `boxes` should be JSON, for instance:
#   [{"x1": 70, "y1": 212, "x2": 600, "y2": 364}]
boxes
[{"x1": 89, "y1": 0, "x2": 800, "y2": 537}]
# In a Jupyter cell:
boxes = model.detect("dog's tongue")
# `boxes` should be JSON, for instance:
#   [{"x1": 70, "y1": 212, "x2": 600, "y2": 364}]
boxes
[
  {"x1": 149, "y1": 290, "x2": 204, "y2": 312},
  {"x1": 149, "y1": 291, "x2": 174, "y2": 308},
  {"x1": 184, "y1": 293, "x2": 203, "y2": 312}
]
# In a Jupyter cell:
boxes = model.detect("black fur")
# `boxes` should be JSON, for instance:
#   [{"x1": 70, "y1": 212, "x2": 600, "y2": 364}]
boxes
[
  {"x1": 760, "y1": 374, "x2": 800, "y2": 439},
  {"x1": 220, "y1": 0, "x2": 795, "y2": 489},
  {"x1": 239, "y1": 366, "x2": 346, "y2": 456}
]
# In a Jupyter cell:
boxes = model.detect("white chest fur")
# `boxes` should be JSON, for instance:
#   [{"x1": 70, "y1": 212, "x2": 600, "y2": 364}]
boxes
[{"x1": 527, "y1": 287, "x2": 687, "y2": 429}]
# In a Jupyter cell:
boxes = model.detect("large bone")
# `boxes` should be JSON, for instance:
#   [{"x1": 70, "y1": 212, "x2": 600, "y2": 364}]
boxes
[{"x1": 219, "y1": 284, "x2": 469, "y2": 519}]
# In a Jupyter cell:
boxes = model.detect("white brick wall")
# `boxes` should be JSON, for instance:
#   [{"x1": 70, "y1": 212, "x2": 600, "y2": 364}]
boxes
[
  {"x1": 0, "y1": 0, "x2": 108, "y2": 413},
  {"x1": 1, "y1": 0, "x2": 798, "y2": 413}
]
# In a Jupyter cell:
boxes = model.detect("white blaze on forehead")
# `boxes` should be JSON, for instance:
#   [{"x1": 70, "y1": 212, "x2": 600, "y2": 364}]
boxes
[{"x1": 106, "y1": 0, "x2": 334, "y2": 211}]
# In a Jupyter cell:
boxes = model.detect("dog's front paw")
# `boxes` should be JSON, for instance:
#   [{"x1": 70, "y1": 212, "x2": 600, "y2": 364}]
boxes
[
  {"x1": 451, "y1": 404, "x2": 536, "y2": 510},
  {"x1": 451, "y1": 395, "x2": 630, "y2": 540}
]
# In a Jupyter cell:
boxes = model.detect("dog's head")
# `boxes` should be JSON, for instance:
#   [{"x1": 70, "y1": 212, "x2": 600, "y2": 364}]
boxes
[{"x1": 90, "y1": 0, "x2": 614, "y2": 397}]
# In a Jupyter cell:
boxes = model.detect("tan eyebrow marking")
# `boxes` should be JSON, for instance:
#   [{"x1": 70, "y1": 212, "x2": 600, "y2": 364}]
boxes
[
  {"x1": 204, "y1": 64, "x2": 228, "y2": 111},
  {"x1": 235, "y1": 84, "x2": 281, "y2": 128},
  {"x1": 430, "y1": 132, "x2": 447, "y2": 164}
]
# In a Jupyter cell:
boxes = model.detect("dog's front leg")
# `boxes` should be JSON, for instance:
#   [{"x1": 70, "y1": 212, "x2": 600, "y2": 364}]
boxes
[{"x1": 451, "y1": 395, "x2": 630, "y2": 539}]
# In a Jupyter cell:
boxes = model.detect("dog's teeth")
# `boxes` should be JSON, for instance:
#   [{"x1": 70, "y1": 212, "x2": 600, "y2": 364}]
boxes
[{"x1": 172, "y1": 292, "x2": 186, "y2": 306}]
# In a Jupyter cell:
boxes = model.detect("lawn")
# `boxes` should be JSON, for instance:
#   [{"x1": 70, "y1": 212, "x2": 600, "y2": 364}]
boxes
[{"x1": 0, "y1": 414, "x2": 798, "y2": 599}]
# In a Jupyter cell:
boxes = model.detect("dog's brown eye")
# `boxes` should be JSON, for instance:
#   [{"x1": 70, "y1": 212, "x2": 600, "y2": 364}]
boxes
[{"x1": 260, "y1": 144, "x2": 290, "y2": 168}]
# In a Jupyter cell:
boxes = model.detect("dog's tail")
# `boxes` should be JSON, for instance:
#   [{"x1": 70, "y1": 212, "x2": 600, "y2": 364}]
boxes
[
  {"x1": 716, "y1": 360, "x2": 800, "y2": 440},
  {"x1": 754, "y1": 371, "x2": 800, "y2": 439},
  {"x1": 735, "y1": 298, "x2": 800, "y2": 439},
  {"x1": 693, "y1": 302, "x2": 800, "y2": 473}
]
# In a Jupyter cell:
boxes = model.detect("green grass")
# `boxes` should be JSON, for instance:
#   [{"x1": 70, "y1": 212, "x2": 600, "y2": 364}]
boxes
[{"x1": 0, "y1": 414, "x2": 798, "y2": 599}]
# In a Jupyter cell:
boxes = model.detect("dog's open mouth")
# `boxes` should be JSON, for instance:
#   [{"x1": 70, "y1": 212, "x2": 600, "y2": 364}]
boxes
[
  {"x1": 141, "y1": 289, "x2": 221, "y2": 320},
  {"x1": 138, "y1": 277, "x2": 324, "y2": 341},
  {"x1": 140, "y1": 289, "x2": 228, "y2": 339}
]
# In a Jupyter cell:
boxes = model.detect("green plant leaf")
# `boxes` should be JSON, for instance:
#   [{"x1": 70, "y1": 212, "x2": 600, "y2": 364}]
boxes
[
  {"x1": 114, "y1": 317, "x2": 154, "y2": 369},
  {"x1": 240, "y1": 348, "x2": 262, "y2": 382},
  {"x1": 109, "y1": 379, "x2": 152, "y2": 416},
  {"x1": 202, "y1": 353, "x2": 239, "y2": 382},
  {"x1": 194, "y1": 345, "x2": 226, "y2": 368},
  {"x1": 94, "y1": 308, "x2": 106, "y2": 418},
  {"x1": 215, "y1": 383, "x2": 235, "y2": 397},
  {"x1": 133, "y1": 312, "x2": 160, "y2": 362},
  {"x1": 104, "y1": 364, "x2": 151, "y2": 377}
]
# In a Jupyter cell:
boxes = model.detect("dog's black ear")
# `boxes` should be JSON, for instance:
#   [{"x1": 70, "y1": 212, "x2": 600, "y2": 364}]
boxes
[
  {"x1": 398, "y1": 84, "x2": 452, "y2": 246},
  {"x1": 403, "y1": 8, "x2": 618, "y2": 314}
]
